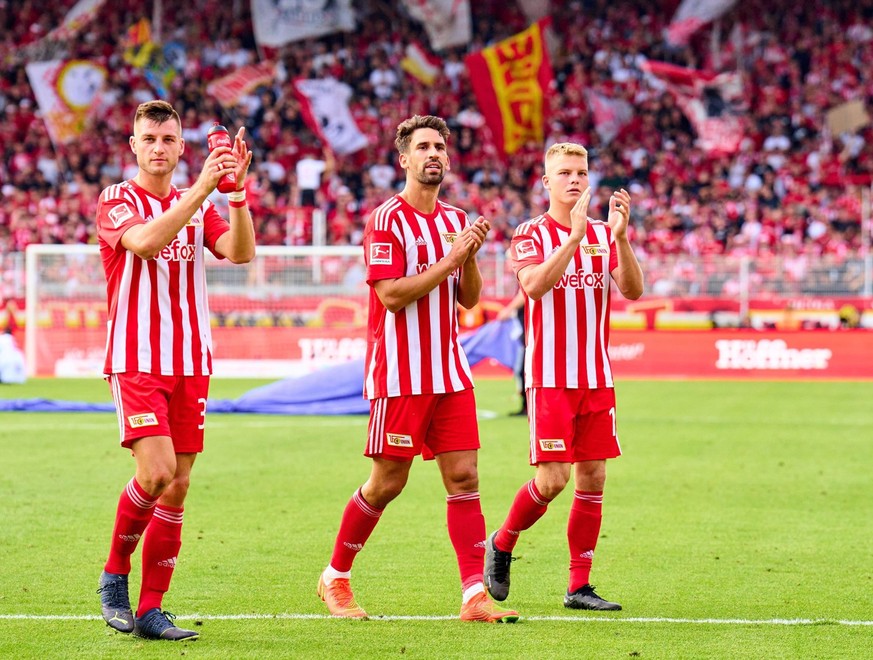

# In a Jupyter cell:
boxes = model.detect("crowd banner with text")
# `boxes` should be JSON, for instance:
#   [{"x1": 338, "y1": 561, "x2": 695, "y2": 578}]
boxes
[{"x1": 465, "y1": 18, "x2": 553, "y2": 157}]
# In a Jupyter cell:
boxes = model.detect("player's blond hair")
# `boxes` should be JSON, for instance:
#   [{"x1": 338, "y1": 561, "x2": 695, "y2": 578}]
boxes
[
  {"x1": 544, "y1": 142, "x2": 588, "y2": 175},
  {"x1": 133, "y1": 100, "x2": 181, "y2": 132}
]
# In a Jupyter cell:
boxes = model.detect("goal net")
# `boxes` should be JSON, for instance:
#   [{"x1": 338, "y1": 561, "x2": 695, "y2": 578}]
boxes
[{"x1": 24, "y1": 244, "x2": 372, "y2": 378}]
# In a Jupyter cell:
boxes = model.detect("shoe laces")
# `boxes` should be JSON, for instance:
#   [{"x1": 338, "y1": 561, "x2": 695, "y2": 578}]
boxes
[
  {"x1": 492, "y1": 547, "x2": 516, "y2": 580},
  {"x1": 328, "y1": 579, "x2": 357, "y2": 608},
  {"x1": 97, "y1": 578, "x2": 130, "y2": 609}
]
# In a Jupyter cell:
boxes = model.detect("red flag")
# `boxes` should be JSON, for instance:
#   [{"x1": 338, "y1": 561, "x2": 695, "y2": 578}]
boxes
[
  {"x1": 640, "y1": 59, "x2": 746, "y2": 155},
  {"x1": 465, "y1": 19, "x2": 553, "y2": 157},
  {"x1": 206, "y1": 61, "x2": 277, "y2": 108}
]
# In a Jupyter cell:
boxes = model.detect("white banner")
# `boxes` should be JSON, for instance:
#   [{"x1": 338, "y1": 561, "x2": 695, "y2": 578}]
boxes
[
  {"x1": 25, "y1": 59, "x2": 107, "y2": 147},
  {"x1": 585, "y1": 90, "x2": 634, "y2": 145},
  {"x1": 293, "y1": 78, "x2": 368, "y2": 156},
  {"x1": 666, "y1": 0, "x2": 738, "y2": 46},
  {"x1": 400, "y1": 0, "x2": 471, "y2": 51},
  {"x1": 250, "y1": 0, "x2": 355, "y2": 48}
]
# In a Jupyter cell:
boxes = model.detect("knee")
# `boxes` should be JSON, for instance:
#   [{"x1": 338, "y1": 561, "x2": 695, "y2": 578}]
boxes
[
  {"x1": 162, "y1": 473, "x2": 191, "y2": 503},
  {"x1": 363, "y1": 477, "x2": 406, "y2": 509},
  {"x1": 444, "y1": 467, "x2": 479, "y2": 494},
  {"x1": 576, "y1": 463, "x2": 607, "y2": 492},
  {"x1": 536, "y1": 471, "x2": 570, "y2": 500},
  {"x1": 138, "y1": 467, "x2": 176, "y2": 496}
]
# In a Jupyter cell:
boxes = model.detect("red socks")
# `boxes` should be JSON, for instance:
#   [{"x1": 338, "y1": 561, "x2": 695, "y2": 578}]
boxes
[
  {"x1": 329, "y1": 488, "x2": 384, "y2": 572},
  {"x1": 138, "y1": 505, "x2": 184, "y2": 616},
  {"x1": 104, "y1": 478, "x2": 157, "y2": 575},
  {"x1": 445, "y1": 492, "x2": 487, "y2": 591},
  {"x1": 494, "y1": 479, "x2": 552, "y2": 552},
  {"x1": 567, "y1": 491, "x2": 603, "y2": 592}
]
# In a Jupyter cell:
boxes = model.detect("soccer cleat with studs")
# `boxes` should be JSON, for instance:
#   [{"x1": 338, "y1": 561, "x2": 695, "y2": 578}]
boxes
[
  {"x1": 483, "y1": 530, "x2": 516, "y2": 601},
  {"x1": 317, "y1": 575, "x2": 368, "y2": 619},
  {"x1": 563, "y1": 584, "x2": 622, "y2": 611},
  {"x1": 133, "y1": 608, "x2": 199, "y2": 640},
  {"x1": 97, "y1": 571, "x2": 134, "y2": 633},
  {"x1": 460, "y1": 591, "x2": 520, "y2": 623}
]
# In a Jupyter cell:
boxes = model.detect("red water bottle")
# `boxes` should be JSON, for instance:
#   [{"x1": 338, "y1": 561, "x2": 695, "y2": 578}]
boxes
[{"x1": 206, "y1": 122, "x2": 237, "y2": 193}]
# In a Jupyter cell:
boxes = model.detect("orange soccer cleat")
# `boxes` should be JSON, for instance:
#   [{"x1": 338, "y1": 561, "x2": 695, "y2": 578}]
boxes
[
  {"x1": 459, "y1": 591, "x2": 520, "y2": 623},
  {"x1": 317, "y1": 575, "x2": 368, "y2": 619}
]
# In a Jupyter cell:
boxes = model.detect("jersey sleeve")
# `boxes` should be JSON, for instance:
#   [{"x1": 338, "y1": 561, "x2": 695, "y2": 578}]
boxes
[
  {"x1": 96, "y1": 192, "x2": 145, "y2": 252},
  {"x1": 509, "y1": 225, "x2": 544, "y2": 276},
  {"x1": 363, "y1": 211, "x2": 405, "y2": 285},
  {"x1": 202, "y1": 201, "x2": 231, "y2": 259},
  {"x1": 607, "y1": 225, "x2": 619, "y2": 272}
]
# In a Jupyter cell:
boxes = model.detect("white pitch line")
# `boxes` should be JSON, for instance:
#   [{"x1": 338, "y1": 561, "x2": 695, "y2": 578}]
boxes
[{"x1": 2, "y1": 613, "x2": 872, "y2": 626}]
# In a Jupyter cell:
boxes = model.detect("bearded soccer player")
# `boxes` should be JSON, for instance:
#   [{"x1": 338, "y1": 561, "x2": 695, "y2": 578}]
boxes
[
  {"x1": 484, "y1": 143, "x2": 643, "y2": 611},
  {"x1": 317, "y1": 115, "x2": 518, "y2": 623},
  {"x1": 95, "y1": 100, "x2": 254, "y2": 640}
]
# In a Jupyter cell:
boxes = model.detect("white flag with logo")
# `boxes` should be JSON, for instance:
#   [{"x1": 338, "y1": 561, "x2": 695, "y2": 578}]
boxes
[
  {"x1": 666, "y1": 0, "x2": 738, "y2": 46},
  {"x1": 400, "y1": 0, "x2": 471, "y2": 51},
  {"x1": 251, "y1": 0, "x2": 355, "y2": 48},
  {"x1": 25, "y1": 59, "x2": 107, "y2": 147},
  {"x1": 293, "y1": 78, "x2": 368, "y2": 156}
]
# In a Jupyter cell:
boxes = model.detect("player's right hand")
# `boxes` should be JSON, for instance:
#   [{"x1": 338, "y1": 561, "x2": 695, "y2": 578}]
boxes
[{"x1": 569, "y1": 187, "x2": 591, "y2": 242}]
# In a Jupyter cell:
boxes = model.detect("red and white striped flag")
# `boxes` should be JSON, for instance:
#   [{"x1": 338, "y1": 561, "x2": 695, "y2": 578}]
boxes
[
  {"x1": 666, "y1": 0, "x2": 739, "y2": 46},
  {"x1": 206, "y1": 61, "x2": 277, "y2": 108}
]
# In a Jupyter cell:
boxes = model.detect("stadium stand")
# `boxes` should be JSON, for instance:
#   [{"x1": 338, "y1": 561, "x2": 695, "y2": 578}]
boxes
[{"x1": 0, "y1": 0, "x2": 871, "y2": 284}]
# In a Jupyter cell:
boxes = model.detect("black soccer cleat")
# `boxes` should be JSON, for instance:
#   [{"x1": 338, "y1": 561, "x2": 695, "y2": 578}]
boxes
[
  {"x1": 97, "y1": 571, "x2": 134, "y2": 633},
  {"x1": 483, "y1": 530, "x2": 516, "y2": 601},
  {"x1": 133, "y1": 608, "x2": 199, "y2": 641},
  {"x1": 563, "y1": 584, "x2": 622, "y2": 611}
]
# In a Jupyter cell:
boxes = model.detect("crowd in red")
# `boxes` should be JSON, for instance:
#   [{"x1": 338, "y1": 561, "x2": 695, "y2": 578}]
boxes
[{"x1": 1, "y1": 0, "x2": 871, "y2": 269}]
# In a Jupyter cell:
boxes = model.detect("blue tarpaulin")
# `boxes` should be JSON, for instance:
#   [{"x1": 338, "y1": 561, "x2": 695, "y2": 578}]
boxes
[{"x1": 0, "y1": 319, "x2": 522, "y2": 415}]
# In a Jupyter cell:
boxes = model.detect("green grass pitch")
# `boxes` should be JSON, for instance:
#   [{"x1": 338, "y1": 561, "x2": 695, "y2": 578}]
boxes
[{"x1": 1, "y1": 377, "x2": 872, "y2": 659}]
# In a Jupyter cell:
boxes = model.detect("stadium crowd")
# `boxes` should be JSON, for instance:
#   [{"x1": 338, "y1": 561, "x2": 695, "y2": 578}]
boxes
[{"x1": 1, "y1": 0, "x2": 872, "y2": 276}]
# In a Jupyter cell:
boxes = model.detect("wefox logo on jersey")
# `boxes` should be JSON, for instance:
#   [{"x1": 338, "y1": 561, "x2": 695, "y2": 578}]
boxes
[
  {"x1": 555, "y1": 269, "x2": 605, "y2": 289},
  {"x1": 158, "y1": 240, "x2": 197, "y2": 262}
]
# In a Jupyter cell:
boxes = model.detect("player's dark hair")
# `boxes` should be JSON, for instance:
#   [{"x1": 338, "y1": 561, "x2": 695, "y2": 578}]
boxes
[
  {"x1": 395, "y1": 115, "x2": 450, "y2": 154},
  {"x1": 134, "y1": 100, "x2": 181, "y2": 131}
]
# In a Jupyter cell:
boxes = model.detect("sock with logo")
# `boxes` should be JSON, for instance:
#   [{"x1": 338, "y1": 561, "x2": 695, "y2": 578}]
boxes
[
  {"x1": 495, "y1": 479, "x2": 552, "y2": 552},
  {"x1": 446, "y1": 492, "x2": 487, "y2": 592},
  {"x1": 104, "y1": 478, "x2": 158, "y2": 575},
  {"x1": 567, "y1": 490, "x2": 603, "y2": 592},
  {"x1": 138, "y1": 505, "x2": 183, "y2": 616},
  {"x1": 328, "y1": 488, "x2": 383, "y2": 573}
]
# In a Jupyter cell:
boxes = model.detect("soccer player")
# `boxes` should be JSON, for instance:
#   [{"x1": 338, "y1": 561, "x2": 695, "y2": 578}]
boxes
[
  {"x1": 317, "y1": 115, "x2": 519, "y2": 623},
  {"x1": 95, "y1": 100, "x2": 254, "y2": 640},
  {"x1": 484, "y1": 143, "x2": 643, "y2": 611}
]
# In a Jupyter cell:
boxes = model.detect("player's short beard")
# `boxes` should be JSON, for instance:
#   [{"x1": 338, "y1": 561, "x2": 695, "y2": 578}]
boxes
[{"x1": 414, "y1": 165, "x2": 445, "y2": 186}]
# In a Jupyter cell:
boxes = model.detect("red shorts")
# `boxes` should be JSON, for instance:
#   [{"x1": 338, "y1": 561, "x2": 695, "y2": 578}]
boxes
[
  {"x1": 527, "y1": 387, "x2": 621, "y2": 465},
  {"x1": 366, "y1": 389, "x2": 480, "y2": 461},
  {"x1": 107, "y1": 372, "x2": 210, "y2": 453}
]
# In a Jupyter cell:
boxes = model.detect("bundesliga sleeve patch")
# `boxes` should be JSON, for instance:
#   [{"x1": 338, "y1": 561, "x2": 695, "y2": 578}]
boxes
[
  {"x1": 515, "y1": 238, "x2": 537, "y2": 259},
  {"x1": 370, "y1": 242, "x2": 393, "y2": 265},
  {"x1": 108, "y1": 204, "x2": 135, "y2": 228}
]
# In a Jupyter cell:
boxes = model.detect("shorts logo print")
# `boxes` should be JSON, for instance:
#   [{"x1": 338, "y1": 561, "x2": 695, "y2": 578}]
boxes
[
  {"x1": 386, "y1": 433, "x2": 413, "y2": 447},
  {"x1": 127, "y1": 412, "x2": 159, "y2": 428},
  {"x1": 538, "y1": 438, "x2": 566, "y2": 451}
]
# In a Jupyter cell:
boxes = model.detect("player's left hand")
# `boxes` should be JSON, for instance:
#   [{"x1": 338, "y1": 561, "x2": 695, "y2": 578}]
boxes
[
  {"x1": 607, "y1": 188, "x2": 631, "y2": 240},
  {"x1": 463, "y1": 216, "x2": 490, "y2": 262},
  {"x1": 231, "y1": 127, "x2": 253, "y2": 191}
]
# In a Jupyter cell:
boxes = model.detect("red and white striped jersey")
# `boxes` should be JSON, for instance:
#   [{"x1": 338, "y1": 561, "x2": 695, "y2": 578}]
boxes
[
  {"x1": 362, "y1": 194, "x2": 474, "y2": 399},
  {"x1": 96, "y1": 180, "x2": 230, "y2": 376},
  {"x1": 510, "y1": 213, "x2": 619, "y2": 389}
]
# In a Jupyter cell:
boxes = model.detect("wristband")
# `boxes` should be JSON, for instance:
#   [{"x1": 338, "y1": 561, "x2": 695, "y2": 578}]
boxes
[
  {"x1": 227, "y1": 190, "x2": 246, "y2": 202},
  {"x1": 229, "y1": 199, "x2": 247, "y2": 209}
]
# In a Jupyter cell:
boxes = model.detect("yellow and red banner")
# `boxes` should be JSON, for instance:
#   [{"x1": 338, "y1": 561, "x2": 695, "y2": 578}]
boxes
[{"x1": 464, "y1": 19, "x2": 553, "y2": 156}]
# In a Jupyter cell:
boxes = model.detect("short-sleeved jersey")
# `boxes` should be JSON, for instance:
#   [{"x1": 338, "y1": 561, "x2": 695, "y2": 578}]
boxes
[
  {"x1": 510, "y1": 213, "x2": 619, "y2": 390},
  {"x1": 96, "y1": 180, "x2": 230, "y2": 376},
  {"x1": 362, "y1": 194, "x2": 474, "y2": 399}
]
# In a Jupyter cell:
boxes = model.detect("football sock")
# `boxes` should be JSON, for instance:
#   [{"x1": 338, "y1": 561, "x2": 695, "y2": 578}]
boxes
[
  {"x1": 446, "y1": 492, "x2": 486, "y2": 592},
  {"x1": 567, "y1": 490, "x2": 603, "y2": 592},
  {"x1": 138, "y1": 505, "x2": 183, "y2": 616},
  {"x1": 329, "y1": 488, "x2": 383, "y2": 573},
  {"x1": 495, "y1": 479, "x2": 552, "y2": 552},
  {"x1": 104, "y1": 477, "x2": 158, "y2": 575},
  {"x1": 462, "y1": 582, "x2": 485, "y2": 605}
]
